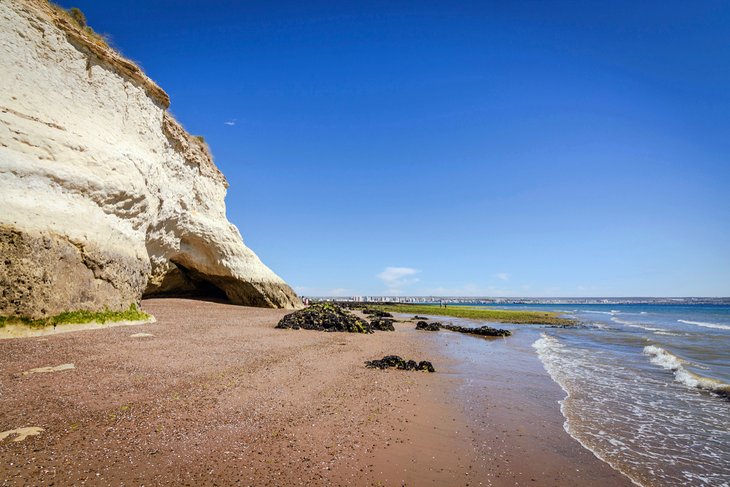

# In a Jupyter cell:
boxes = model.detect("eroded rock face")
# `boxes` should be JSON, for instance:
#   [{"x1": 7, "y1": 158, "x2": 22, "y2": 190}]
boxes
[
  {"x1": 0, "y1": 0, "x2": 302, "y2": 318},
  {"x1": 0, "y1": 226, "x2": 148, "y2": 318}
]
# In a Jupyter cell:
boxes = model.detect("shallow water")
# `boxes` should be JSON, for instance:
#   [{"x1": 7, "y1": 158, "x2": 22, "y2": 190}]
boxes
[
  {"x1": 494, "y1": 303, "x2": 730, "y2": 487},
  {"x1": 409, "y1": 315, "x2": 632, "y2": 486}
]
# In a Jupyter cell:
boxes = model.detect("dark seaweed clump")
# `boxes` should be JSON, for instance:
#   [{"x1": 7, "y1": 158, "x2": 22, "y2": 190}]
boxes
[
  {"x1": 362, "y1": 309, "x2": 393, "y2": 318},
  {"x1": 415, "y1": 321, "x2": 441, "y2": 331},
  {"x1": 441, "y1": 323, "x2": 511, "y2": 337},
  {"x1": 365, "y1": 355, "x2": 435, "y2": 372},
  {"x1": 276, "y1": 303, "x2": 371, "y2": 333},
  {"x1": 369, "y1": 318, "x2": 395, "y2": 331}
]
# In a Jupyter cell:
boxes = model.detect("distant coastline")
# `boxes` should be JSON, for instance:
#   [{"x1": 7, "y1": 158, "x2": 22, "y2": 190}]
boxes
[{"x1": 308, "y1": 296, "x2": 730, "y2": 305}]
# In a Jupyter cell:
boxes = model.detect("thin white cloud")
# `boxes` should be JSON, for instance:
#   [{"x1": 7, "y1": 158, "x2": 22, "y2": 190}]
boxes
[
  {"x1": 224, "y1": 119, "x2": 236, "y2": 126},
  {"x1": 377, "y1": 267, "x2": 420, "y2": 294},
  {"x1": 496, "y1": 272, "x2": 510, "y2": 281}
]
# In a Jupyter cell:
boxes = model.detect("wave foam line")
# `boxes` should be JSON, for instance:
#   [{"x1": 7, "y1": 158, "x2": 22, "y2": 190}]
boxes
[
  {"x1": 611, "y1": 317, "x2": 667, "y2": 332},
  {"x1": 643, "y1": 346, "x2": 730, "y2": 399},
  {"x1": 533, "y1": 334, "x2": 644, "y2": 486},
  {"x1": 677, "y1": 320, "x2": 730, "y2": 331}
]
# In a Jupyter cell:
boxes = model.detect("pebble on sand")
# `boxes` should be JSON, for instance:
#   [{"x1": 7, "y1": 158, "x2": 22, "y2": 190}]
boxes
[
  {"x1": 22, "y1": 363, "x2": 75, "y2": 375},
  {"x1": 0, "y1": 427, "x2": 44, "y2": 442}
]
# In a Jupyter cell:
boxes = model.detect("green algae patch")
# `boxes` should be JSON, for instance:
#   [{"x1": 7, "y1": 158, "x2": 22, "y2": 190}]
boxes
[
  {"x1": 49, "y1": 3, "x2": 110, "y2": 47},
  {"x1": 373, "y1": 304, "x2": 577, "y2": 326},
  {"x1": 0, "y1": 304, "x2": 151, "y2": 330}
]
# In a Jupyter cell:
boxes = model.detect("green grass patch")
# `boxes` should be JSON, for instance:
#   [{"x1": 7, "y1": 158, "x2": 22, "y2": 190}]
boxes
[
  {"x1": 49, "y1": 3, "x2": 110, "y2": 47},
  {"x1": 372, "y1": 304, "x2": 577, "y2": 326},
  {"x1": 0, "y1": 304, "x2": 150, "y2": 330}
]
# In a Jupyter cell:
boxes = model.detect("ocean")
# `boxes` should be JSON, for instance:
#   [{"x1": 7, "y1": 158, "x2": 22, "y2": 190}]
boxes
[{"x1": 489, "y1": 303, "x2": 730, "y2": 486}]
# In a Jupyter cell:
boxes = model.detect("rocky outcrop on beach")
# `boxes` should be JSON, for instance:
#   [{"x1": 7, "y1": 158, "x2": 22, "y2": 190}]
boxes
[
  {"x1": 441, "y1": 324, "x2": 511, "y2": 337},
  {"x1": 415, "y1": 321, "x2": 441, "y2": 331},
  {"x1": 276, "y1": 303, "x2": 372, "y2": 333},
  {"x1": 365, "y1": 355, "x2": 435, "y2": 372},
  {"x1": 0, "y1": 0, "x2": 301, "y2": 319},
  {"x1": 362, "y1": 309, "x2": 393, "y2": 318},
  {"x1": 369, "y1": 318, "x2": 396, "y2": 331}
]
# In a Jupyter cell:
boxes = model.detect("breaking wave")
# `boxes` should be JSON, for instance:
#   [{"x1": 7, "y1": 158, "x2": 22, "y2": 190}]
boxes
[{"x1": 643, "y1": 345, "x2": 730, "y2": 398}]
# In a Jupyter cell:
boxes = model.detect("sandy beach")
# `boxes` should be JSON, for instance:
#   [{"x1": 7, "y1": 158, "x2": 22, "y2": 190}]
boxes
[{"x1": 0, "y1": 298, "x2": 631, "y2": 486}]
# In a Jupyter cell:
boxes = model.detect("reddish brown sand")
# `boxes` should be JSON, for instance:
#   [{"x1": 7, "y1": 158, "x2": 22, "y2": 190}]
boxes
[{"x1": 0, "y1": 298, "x2": 632, "y2": 486}]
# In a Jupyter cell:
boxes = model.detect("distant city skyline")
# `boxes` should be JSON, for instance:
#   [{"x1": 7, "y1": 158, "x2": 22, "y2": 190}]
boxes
[
  {"x1": 59, "y1": 0, "x2": 730, "y2": 297},
  {"x1": 304, "y1": 296, "x2": 730, "y2": 303}
]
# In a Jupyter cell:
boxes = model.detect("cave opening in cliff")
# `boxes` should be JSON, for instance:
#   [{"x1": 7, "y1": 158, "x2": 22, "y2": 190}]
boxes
[{"x1": 144, "y1": 261, "x2": 231, "y2": 303}]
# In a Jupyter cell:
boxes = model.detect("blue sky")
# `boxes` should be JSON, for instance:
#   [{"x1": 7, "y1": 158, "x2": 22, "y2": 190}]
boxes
[{"x1": 60, "y1": 1, "x2": 729, "y2": 297}]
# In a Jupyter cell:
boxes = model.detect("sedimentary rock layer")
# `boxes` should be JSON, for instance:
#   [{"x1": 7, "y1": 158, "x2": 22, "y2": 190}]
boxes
[{"x1": 0, "y1": 0, "x2": 301, "y2": 318}]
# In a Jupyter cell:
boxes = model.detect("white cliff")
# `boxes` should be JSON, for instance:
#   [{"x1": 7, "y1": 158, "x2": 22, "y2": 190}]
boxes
[{"x1": 0, "y1": 0, "x2": 302, "y2": 318}]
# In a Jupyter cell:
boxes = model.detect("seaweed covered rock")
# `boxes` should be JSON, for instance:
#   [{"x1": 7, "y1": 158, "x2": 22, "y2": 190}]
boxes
[
  {"x1": 370, "y1": 318, "x2": 396, "y2": 331},
  {"x1": 363, "y1": 309, "x2": 393, "y2": 318},
  {"x1": 415, "y1": 321, "x2": 441, "y2": 331},
  {"x1": 413, "y1": 315, "x2": 430, "y2": 320},
  {"x1": 365, "y1": 355, "x2": 435, "y2": 372},
  {"x1": 276, "y1": 303, "x2": 371, "y2": 333},
  {"x1": 441, "y1": 323, "x2": 511, "y2": 337}
]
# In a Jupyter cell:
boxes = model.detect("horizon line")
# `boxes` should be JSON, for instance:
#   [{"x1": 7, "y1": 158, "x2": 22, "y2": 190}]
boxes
[{"x1": 302, "y1": 295, "x2": 730, "y2": 299}]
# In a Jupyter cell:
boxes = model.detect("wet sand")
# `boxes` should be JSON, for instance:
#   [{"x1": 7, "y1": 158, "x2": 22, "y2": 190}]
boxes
[{"x1": 0, "y1": 298, "x2": 631, "y2": 486}]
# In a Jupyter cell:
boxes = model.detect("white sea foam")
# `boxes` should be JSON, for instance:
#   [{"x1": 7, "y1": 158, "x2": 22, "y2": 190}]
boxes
[
  {"x1": 654, "y1": 331, "x2": 682, "y2": 337},
  {"x1": 643, "y1": 345, "x2": 730, "y2": 396},
  {"x1": 534, "y1": 333, "x2": 730, "y2": 486},
  {"x1": 533, "y1": 334, "x2": 646, "y2": 486},
  {"x1": 677, "y1": 320, "x2": 730, "y2": 331},
  {"x1": 611, "y1": 317, "x2": 636, "y2": 325},
  {"x1": 643, "y1": 345, "x2": 685, "y2": 371},
  {"x1": 533, "y1": 333, "x2": 563, "y2": 356},
  {"x1": 611, "y1": 317, "x2": 667, "y2": 332},
  {"x1": 591, "y1": 322, "x2": 611, "y2": 330}
]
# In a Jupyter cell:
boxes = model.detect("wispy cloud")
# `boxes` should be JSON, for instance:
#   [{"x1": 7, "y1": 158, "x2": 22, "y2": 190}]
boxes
[
  {"x1": 496, "y1": 272, "x2": 510, "y2": 281},
  {"x1": 223, "y1": 119, "x2": 237, "y2": 126},
  {"x1": 377, "y1": 267, "x2": 420, "y2": 294}
]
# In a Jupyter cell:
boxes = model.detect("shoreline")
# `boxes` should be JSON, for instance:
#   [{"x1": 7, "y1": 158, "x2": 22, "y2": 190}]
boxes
[
  {"x1": 407, "y1": 313, "x2": 633, "y2": 486},
  {"x1": 0, "y1": 298, "x2": 631, "y2": 485}
]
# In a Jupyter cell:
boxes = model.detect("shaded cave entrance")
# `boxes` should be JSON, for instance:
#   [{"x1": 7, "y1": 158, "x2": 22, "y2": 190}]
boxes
[{"x1": 142, "y1": 261, "x2": 231, "y2": 303}]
